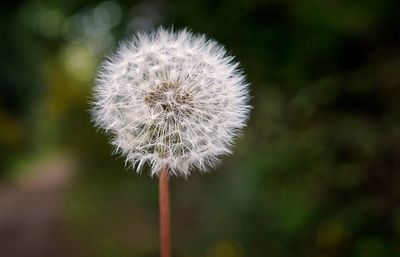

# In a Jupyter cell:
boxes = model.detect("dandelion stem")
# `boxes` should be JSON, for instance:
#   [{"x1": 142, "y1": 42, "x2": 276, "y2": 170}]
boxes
[{"x1": 159, "y1": 166, "x2": 171, "y2": 257}]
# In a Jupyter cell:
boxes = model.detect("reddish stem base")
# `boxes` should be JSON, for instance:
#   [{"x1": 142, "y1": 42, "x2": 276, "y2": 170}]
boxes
[{"x1": 159, "y1": 167, "x2": 171, "y2": 257}]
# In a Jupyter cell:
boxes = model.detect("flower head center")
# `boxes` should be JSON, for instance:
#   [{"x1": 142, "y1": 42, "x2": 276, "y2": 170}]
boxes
[{"x1": 144, "y1": 82, "x2": 193, "y2": 115}]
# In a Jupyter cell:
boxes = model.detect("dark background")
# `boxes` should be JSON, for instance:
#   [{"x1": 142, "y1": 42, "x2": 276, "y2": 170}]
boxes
[{"x1": 1, "y1": 0, "x2": 400, "y2": 256}]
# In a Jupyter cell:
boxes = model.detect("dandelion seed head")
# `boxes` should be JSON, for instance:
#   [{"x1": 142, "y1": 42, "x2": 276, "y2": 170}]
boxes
[{"x1": 91, "y1": 27, "x2": 251, "y2": 176}]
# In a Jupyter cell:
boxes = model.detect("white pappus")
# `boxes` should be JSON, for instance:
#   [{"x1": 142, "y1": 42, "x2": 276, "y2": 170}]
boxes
[{"x1": 91, "y1": 27, "x2": 251, "y2": 177}]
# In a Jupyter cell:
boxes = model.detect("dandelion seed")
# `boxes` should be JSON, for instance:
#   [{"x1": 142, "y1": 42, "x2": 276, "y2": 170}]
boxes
[{"x1": 91, "y1": 27, "x2": 251, "y2": 177}]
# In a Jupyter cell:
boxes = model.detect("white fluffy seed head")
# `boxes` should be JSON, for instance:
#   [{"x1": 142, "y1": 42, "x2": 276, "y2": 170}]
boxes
[{"x1": 91, "y1": 27, "x2": 251, "y2": 177}]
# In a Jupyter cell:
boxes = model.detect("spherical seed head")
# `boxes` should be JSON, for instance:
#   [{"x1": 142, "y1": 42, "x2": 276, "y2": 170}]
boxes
[{"x1": 91, "y1": 28, "x2": 251, "y2": 177}]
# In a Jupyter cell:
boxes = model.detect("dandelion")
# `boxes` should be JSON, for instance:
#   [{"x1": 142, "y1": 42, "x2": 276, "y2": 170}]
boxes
[{"x1": 91, "y1": 27, "x2": 251, "y2": 257}]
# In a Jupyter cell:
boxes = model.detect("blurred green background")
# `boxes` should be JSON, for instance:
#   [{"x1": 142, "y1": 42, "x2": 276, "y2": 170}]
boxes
[{"x1": 1, "y1": 0, "x2": 400, "y2": 256}]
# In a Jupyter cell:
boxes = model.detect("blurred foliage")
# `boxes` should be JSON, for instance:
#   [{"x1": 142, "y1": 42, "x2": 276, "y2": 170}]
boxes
[{"x1": 1, "y1": 0, "x2": 400, "y2": 256}]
